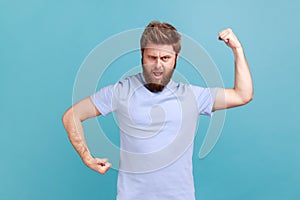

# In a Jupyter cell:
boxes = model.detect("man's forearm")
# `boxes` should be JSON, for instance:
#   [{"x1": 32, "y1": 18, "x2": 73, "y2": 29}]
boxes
[
  {"x1": 62, "y1": 99, "x2": 111, "y2": 174},
  {"x1": 232, "y1": 47, "x2": 253, "y2": 103},
  {"x1": 62, "y1": 110, "x2": 92, "y2": 161}
]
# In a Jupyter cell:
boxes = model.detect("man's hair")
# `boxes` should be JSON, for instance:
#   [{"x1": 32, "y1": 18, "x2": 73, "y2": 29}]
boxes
[{"x1": 140, "y1": 21, "x2": 181, "y2": 54}]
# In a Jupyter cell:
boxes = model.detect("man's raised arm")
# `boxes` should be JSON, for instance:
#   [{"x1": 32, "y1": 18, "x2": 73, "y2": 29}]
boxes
[
  {"x1": 213, "y1": 28, "x2": 254, "y2": 111},
  {"x1": 62, "y1": 97, "x2": 111, "y2": 174}
]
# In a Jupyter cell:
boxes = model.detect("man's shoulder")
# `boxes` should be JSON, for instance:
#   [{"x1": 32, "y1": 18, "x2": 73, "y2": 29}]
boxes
[
  {"x1": 109, "y1": 73, "x2": 144, "y2": 99},
  {"x1": 116, "y1": 73, "x2": 143, "y2": 88},
  {"x1": 168, "y1": 80, "x2": 195, "y2": 92},
  {"x1": 168, "y1": 81, "x2": 215, "y2": 98}
]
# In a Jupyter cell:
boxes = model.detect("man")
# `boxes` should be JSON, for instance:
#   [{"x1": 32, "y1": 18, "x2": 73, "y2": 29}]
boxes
[{"x1": 62, "y1": 21, "x2": 253, "y2": 199}]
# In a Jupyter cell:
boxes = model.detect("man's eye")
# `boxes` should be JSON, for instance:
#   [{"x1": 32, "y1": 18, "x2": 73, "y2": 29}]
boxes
[
  {"x1": 162, "y1": 56, "x2": 170, "y2": 61},
  {"x1": 149, "y1": 56, "x2": 156, "y2": 59}
]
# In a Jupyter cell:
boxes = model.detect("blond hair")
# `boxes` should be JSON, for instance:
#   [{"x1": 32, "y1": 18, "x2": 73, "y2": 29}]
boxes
[{"x1": 140, "y1": 21, "x2": 181, "y2": 54}]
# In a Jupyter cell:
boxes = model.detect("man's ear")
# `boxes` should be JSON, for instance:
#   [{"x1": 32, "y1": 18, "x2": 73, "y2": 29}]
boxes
[
  {"x1": 176, "y1": 52, "x2": 180, "y2": 60},
  {"x1": 141, "y1": 49, "x2": 144, "y2": 65},
  {"x1": 173, "y1": 53, "x2": 179, "y2": 69}
]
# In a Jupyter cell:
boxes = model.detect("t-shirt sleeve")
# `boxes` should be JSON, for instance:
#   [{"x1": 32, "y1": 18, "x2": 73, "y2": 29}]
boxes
[
  {"x1": 191, "y1": 86, "x2": 218, "y2": 116},
  {"x1": 90, "y1": 85, "x2": 116, "y2": 116}
]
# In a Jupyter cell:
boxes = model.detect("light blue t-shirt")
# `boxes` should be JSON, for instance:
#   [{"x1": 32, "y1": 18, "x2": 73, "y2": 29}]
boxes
[{"x1": 91, "y1": 73, "x2": 217, "y2": 200}]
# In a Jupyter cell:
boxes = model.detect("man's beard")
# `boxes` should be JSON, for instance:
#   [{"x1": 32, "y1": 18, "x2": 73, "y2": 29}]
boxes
[
  {"x1": 142, "y1": 57, "x2": 176, "y2": 93},
  {"x1": 144, "y1": 83, "x2": 165, "y2": 93}
]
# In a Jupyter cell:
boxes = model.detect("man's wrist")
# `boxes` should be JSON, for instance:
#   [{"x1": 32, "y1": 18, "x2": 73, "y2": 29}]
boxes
[
  {"x1": 232, "y1": 46, "x2": 244, "y2": 55},
  {"x1": 81, "y1": 150, "x2": 93, "y2": 163}
]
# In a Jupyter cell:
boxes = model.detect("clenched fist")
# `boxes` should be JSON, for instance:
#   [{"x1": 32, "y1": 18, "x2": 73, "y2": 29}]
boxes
[
  {"x1": 83, "y1": 156, "x2": 112, "y2": 174},
  {"x1": 218, "y1": 28, "x2": 242, "y2": 49}
]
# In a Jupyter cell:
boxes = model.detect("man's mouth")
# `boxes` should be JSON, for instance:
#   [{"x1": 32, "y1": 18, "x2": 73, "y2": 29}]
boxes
[{"x1": 153, "y1": 71, "x2": 163, "y2": 79}]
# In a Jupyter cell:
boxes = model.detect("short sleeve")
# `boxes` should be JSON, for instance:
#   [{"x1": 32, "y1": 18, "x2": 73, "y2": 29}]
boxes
[
  {"x1": 90, "y1": 85, "x2": 116, "y2": 116},
  {"x1": 191, "y1": 86, "x2": 218, "y2": 116}
]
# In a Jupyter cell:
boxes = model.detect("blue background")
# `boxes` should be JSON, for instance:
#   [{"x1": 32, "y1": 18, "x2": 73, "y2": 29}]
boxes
[{"x1": 1, "y1": 0, "x2": 300, "y2": 199}]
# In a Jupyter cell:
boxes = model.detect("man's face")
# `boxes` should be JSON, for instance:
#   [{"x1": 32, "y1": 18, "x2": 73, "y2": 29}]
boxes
[{"x1": 142, "y1": 43, "x2": 178, "y2": 92}]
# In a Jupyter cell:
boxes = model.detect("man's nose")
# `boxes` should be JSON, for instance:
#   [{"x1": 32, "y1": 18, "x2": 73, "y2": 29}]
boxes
[{"x1": 154, "y1": 58, "x2": 163, "y2": 69}]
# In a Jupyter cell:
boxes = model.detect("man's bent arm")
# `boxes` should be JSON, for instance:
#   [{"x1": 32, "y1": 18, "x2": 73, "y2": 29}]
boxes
[
  {"x1": 213, "y1": 28, "x2": 254, "y2": 111},
  {"x1": 62, "y1": 97, "x2": 111, "y2": 174}
]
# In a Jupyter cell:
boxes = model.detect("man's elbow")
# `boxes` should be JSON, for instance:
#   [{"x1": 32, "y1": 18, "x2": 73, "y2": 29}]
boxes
[
  {"x1": 241, "y1": 91, "x2": 254, "y2": 105},
  {"x1": 62, "y1": 111, "x2": 68, "y2": 126},
  {"x1": 62, "y1": 107, "x2": 87, "y2": 125},
  {"x1": 62, "y1": 108, "x2": 73, "y2": 125}
]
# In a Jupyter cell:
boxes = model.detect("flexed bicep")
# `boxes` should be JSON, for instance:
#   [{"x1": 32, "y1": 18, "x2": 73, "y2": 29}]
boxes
[{"x1": 212, "y1": 88, "x2": 251, "y2": 111}]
